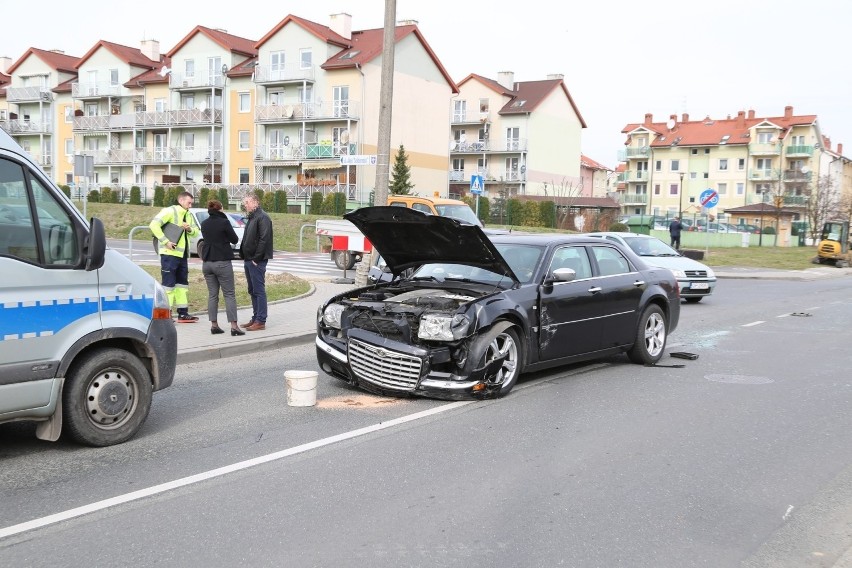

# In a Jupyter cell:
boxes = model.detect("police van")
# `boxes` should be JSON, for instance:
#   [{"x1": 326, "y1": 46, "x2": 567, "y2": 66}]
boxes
[{"x1": 0, "y1": 128, "x2": 176, "y2": 446}]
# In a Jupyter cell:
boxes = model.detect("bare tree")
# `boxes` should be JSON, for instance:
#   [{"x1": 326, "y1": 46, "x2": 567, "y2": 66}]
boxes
[
  {"x1": 545, "y1": 177, "x2": 584, "y2": 230},
  {"x1": 807, "y1": 174, "x2": 840, "y2": 242}
]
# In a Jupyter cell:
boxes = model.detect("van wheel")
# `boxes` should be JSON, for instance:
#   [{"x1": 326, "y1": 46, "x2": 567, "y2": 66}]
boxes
[
  {"x1": 332, "y1": 250, "x2": 357, "y2": 270},
  {"x1": 196, "y1": 240, "x2": 205, "y2": 258},
  {"x1": 63, "y1": 348, "x2": 153, "y2": 447}
]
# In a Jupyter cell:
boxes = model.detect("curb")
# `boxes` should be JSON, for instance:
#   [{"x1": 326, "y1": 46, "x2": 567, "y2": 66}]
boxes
[{"x1": 177, "y1": 333, "x2": 316, "y2": 365}]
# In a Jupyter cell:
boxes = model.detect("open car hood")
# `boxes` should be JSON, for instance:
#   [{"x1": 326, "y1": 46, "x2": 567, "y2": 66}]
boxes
[{"x1": 345, "y1": 206, "x2": 518, "y2": 282}]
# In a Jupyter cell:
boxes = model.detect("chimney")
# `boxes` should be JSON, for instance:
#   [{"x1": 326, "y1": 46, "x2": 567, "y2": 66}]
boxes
[
  {"x1": 824, "y1": 137, "x2": 831, "y2": 151},
  {"x1": 329, "y1": 13, "x2": 352, "y2": 40},
  {"x1": 737, "y1": 111, "x2": 745, "y2": 127},
  {"x1": 141, "y1": 39, "x2": 160, "y2": 62},
  {"x1": 644, "y1": 113, "x2": 653, "y2": 125},
  {"x1": 0, "y1": 56, "x2": 11, "y2": 75},
  {"x1": 748, "y1": 109, "x2": 755, "y2": 119},
  {"x1": 784, "y1": 105, "x2": 793, "y2": 118},
  {"x1": 681, "y1": 113, "x2": 689, "y2": 122},
  {"x1": 497, "y1": 71, "x2": 515, "y2": 90},
  {"x1": 668, "y1": 114, "x2": 677, "y2": 132},
  {"x1": 546, "y1": 73, "x2": 564, "y2": 80},
  {"x1": 838, "y1": 143, "x2": 843, "y2": 156}
]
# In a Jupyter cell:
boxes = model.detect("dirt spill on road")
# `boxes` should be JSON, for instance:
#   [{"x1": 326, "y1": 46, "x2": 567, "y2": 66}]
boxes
[{"x1": 316, "y1": 394, "x2": 403, "y2": 409}]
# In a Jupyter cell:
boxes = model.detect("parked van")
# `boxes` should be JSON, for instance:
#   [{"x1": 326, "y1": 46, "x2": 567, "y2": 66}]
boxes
[
  {"x1": 0, "y1": 129, "x2": 176, "y2": 446},
  {"x1": 387, "y1": 195, "x2": 482, "y2": 227}
]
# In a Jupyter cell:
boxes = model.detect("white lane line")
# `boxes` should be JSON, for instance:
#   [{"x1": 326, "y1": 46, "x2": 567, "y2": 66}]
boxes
[
  {"x1": 0, "y1": 401, "x2": 473, "y2": 540},
  {"x1": 742, "y1": 321, "x2": 765, "y2": 327}
]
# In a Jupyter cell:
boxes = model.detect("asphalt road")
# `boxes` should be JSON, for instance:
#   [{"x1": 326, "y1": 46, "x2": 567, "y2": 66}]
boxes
[{"x1": 2, "y1": 278, "x2": 851, "y2": 567}]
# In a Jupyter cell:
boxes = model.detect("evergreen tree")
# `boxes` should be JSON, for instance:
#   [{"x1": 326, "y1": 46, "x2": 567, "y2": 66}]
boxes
[{"x1": 388, "y1": 144, "x2": 414, "y2": 195}]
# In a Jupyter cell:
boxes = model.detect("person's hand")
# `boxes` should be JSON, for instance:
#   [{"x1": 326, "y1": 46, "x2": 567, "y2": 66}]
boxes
[
  {"x1": 181, "y1": 223, "x2": 191, "y2": 231},
  {"x1": 167, "y1": 241, "x2": 176, "y2": 250}
]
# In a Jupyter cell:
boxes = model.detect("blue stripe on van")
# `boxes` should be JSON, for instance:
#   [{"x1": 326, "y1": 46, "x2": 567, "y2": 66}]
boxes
[{"x1": 0, "y1": 296, "x2": 152, "y2": 340}]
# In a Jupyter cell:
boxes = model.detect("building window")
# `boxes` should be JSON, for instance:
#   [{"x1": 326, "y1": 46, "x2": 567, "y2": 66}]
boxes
[
  {"x1": 691, "y1": 149, "x2": 698, "y2": 155},
  {"x1": 155, "y1": 98, "x2": 167, "y2": 112},
  {"x1": 670, "y1": 184, "x2": 679, "y2": 195},
  {"x1": 736, "y1": 182, "x2": 745, "y2": 195},
  {"x1": 718, "y1": 183, "x2": 727, "y2": 195},
  {"x1": 239, "y1": 168, "x2": 249, "y2": 183},
  {"x1": 655, "y1": 160, "x2": 662, "y2": 171},
  {"x1": 110, "y1": 69, "x2": 119, "y2": 85},
  {"x1": 64, "y1": 106, "x2": 73, "y2": 123},
  {"x1": 719, "y1": 159, "x2": 728, "y2": 171},
  {"x1": 705, "y1": 148, "x2": 710, "y2": 154},
  {"x1": 671, "y1": 160, "x2": 680, "y2": 172},
  {"x1": 738, "y1": 158, "x2": 745, "y2": 170},
  {"x1": 185, "y1": 169, "x2": 194, "y2": 181},
  {"x1": 479, "y1": 98, "x2": 489, "y2": 113},
  {"x1": 65, "y1": 139, "x2": 73, "y2": 156},
  {"x1": 300, "y1": 49, "x2": 312, "y2": 69},
  {"x1": 184, "y1": 59, "x2": 195, "y2": 78},
  {"x1": 238, "y1": 92, "x2": 251, "y2": 113},
  {"x1": 239, "y1": 131, "x2": 249, "y2": 150},
  {"x1": 65, "y1": 172, "x2": 73, "y2": 184},
  {"x1": 756, "y1": 158, "x2": 773, "y2": 171},
  {"x1": 757, "y1": 131, "x2": 773, "y2": 144},
  {"x1": 654, "y1": 184, "x2": 661, "y2": 195}
]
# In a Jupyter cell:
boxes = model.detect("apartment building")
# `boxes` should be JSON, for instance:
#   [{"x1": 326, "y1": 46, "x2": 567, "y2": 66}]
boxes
[
  {"x1": 616, "y1": 107, "x2": 847, "y2": 223},
  {"x1": 0, "y1": 48, "x2": 80, "y2": 178},
  {"x1": 580, "y1": 154, "x2": 613, "y2": 198},
  {"x1": 449, "y1": 72, "x2": 586, "y2": 199}
]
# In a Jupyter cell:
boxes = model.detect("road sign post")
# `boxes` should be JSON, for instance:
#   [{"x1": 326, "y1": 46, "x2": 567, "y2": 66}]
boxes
[{"x1": 470, "y1": 175, "x2": 484, "y2": 217}]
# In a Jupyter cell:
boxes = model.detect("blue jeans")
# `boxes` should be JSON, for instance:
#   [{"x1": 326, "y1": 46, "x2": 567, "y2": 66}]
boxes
[{"x1": 244, "y1": 259, "x2": 268, "y2": 323}]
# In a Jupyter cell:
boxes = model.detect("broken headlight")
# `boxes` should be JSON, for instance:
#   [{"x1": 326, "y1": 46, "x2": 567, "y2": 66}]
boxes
[
  {"x1": 418, "y1": 313, "x2": 471, "y2": 341},
  {"x1": 322, "y1": 303, "x2": 344, "y2": 329}
]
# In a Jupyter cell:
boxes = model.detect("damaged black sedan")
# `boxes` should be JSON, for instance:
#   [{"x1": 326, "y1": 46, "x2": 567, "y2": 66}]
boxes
[{"x1": 316, "y1": 207, "x2": 680, "y2": 400}]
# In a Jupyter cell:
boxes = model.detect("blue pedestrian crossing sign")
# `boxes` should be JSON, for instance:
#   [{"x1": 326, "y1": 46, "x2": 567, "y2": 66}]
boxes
[
  {"x1": 699, "y1": 188, "x2": 719, "y2": 208},
  {"x1": 470, "y1": 174, "x2": 484, "y2": 195}
]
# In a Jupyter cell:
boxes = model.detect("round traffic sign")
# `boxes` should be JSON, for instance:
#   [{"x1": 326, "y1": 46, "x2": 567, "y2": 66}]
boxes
[{"x1": 699, "y1": 189, "x2": 719, "y2": 208}]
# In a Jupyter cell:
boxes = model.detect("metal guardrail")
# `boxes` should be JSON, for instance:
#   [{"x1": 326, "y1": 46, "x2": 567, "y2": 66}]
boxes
[
  {"x1": 128, "y1": 225, "x2": 152, "y2": 263},
  {"x1": 299, "y1": 223, "x2": 322, "y2": 253}
]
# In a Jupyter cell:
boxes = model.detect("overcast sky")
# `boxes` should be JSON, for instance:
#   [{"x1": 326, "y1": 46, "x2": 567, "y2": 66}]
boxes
[{"x1": 4, "y1": 0, "x2": 850, "y2": 167}]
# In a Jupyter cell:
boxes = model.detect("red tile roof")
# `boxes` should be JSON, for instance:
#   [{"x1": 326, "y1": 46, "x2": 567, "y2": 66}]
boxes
[
  {"x1": 127, "y1": 56, "x2": 172, "y2": 87},
  {"x1": 7, "y1": 48, "x2": 79, "y2": 75},
  {"x1": 54, "y1": 77, "x2": 74, "y2": 93},
  {"x1": 581, "y1": 154, "x2": 611, "y2": 171},
  {"x1": 167, "y1": 25, "x2": 258, "y2": 58},
  {"x1": 723, "y1": 202, "x2": 797, "y2": 216},
  {"x1": 226, "y1": 56, "x2": 259, "y2": 78},
  {"x1": 77, "y1": 40, "x2": 161, "y2": 69},
  {"x1": 256, "y1": 15, "x2": 351, "y2": 50},
  {"x1": 622, "y1": 108, "x2": 819, "y2": 148}
]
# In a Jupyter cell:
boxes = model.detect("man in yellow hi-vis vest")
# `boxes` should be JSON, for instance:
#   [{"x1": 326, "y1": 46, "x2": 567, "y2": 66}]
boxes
[{"x1": 149, "y1": 191, "x2": 201, "y2": 322}]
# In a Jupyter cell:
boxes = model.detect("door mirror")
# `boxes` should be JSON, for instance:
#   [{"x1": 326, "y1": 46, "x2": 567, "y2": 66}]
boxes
[{"x1": 85, "y1": 217, "x2": 106, "y2": 271}]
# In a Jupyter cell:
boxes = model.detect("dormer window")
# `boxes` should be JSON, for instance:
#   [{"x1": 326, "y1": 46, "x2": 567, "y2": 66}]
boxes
[
  {"x1": 339, "y1": 51, "x2": 360, "y2": 60},
  {"x1": 511, "y1": 100, "x2": 526, "y2": 108}
]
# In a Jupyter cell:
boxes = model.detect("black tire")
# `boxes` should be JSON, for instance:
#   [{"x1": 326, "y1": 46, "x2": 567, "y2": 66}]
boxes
[
  {"x1": 332, "y1": 250, "x2": 357, "y2": 270},
  {"x1": 63, "y1": 348, "x2": 153, "y2": 447},
  {"x1": 627, "y1": 304, "x2": 668, "y2": 365},
  {"x1": 684, "y1": 297, "x2": 703, "y2": 303},
  {"x1": 472, "y1": 324, "x2": 522, "y2": 397},
  {"x1": 196, "y1": 240, "x2": 204, "y2": 258}
]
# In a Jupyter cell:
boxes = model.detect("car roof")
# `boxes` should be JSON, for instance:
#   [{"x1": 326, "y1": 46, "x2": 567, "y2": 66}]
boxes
[
  {"x1": 585, "y1": 231, "x2": 652, "y2": 239},
  {"x1": 488, "y1": 233, "x2": 614, "y2": 246}
]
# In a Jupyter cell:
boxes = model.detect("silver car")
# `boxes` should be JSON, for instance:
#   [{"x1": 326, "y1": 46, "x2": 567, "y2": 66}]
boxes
[
  {"x1": 585, "y1": 232, "x2": 716, "y2": 303},
  {"x1": 187, "y1": 207, "x2": 245, "y2": 258}
]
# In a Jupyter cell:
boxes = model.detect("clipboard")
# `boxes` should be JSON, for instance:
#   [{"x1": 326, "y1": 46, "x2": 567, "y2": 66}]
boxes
[{"x1": 152, "y1": 221, "x2": 186, "y2": 253}]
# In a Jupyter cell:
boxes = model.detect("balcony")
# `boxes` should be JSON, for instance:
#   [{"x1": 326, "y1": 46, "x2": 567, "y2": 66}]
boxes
[
  {"x1": 2, "y1": 118, "x2": 53, "y2": 134},
  {"x1": 135, "y1": 146, "x2": 222, "y2": 164},
  {"x1": 621, "y1": 193, "x2": 648, "y2": 204},
  {"x1": 449, "y1": 139, "x2": 528, "y2": 153},
  {"x1": 71, "y1": 82, "x2": 122, "y2": 99},
  {"x1": 169, "y1": 71, "x2": 225, "y2": 90},
  {"x1": 253, "y1": 64, "x2": 316, "y2": 84},
  {"x1": 254, "y1": 143, "x2": 357, "y2": 162},
  {"x1": 20, "y1": 151, "x2": 52, "y2": 167},
  {"x1": 617, "y1": 147, "x2": 650, "y2": 161},
  {"x1": 783, "y1": 195, "x2": 809, "y2": 206},
  {"x1": 617, "y1": 170, "x2": 650, "y2": 183},
  {"x1": 749, "y1": 142, "x2": 781, "y2": 155},
  {"x1": 449, "y1": 169, "x2": 465, "y2": 182},
  {"x1": 451, "y1": 112, "x2": 491, "y2": 125},
  {"x1": 502, "y1": 170, "x2": 524, "y2": 182},
  {"x1": 749, "y1": 169, "x2": 776, "y2": 181},
  {"x1": 135, "y1": 109, "x2": 223, "y2": 128},
  {"x1": 91, "y1": 149, "x2": 136, "y2": 165},
  {"x1": 5, "y1": 86, "x2": 52, "y2": 103},
  {"x1": 785, "y1": 145, "x2": 814, "y2": 157},
  {"x1": 255, "y1": 100, "x2": 359, "y2": 123},
  {"x1": 783, "y1": 169, "x2": 812, "y2": 182}
]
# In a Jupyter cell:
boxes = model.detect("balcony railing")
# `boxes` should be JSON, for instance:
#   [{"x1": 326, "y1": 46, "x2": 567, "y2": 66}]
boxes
[
  {"x1": 5, "y1": 86, "x2": 52, "y2": 103},
  {"x1": 135, "y1": 146, "x2": 222, "y2": 164},
  {"x1": 785, "y1": 145, "x2": 814, "y2": 156},
  {"x1": 253, "y1": 64, "x2": 316, "y2": 84},
  {"x1": 783, "y1": 195, "x2": 809, "y2": 205},
  {"x1": 749, "y1": 169, "x2": 776, "y2": 180},
  {"x1": 71, "y1": 82, "x2": 122, "y2": 98},
  {"x1": 91, "y1": 149, "x2": 137, "y2": 165},
  {"x1": 621, "y1": 193, "x2": 648, "y2": 204},
  {"x1": 22, "y1": 151, "x2": 52, "y2": 167},
  {"x1": 1, "y1": 118, "x2": 53, "y2": 133},
  {"x1": 169, "y1": 71, "x2": 225, "y2": 89},
  {"x1": 254, "y1": 143, "x2": 356, "y2": 162},
  {"x1": 449, "y1": 169, "x2": 465, "y2": 182},
  {"x1": 783, "y1": 170, "x2": 812, "y2": 182},
  {"x1": 618, "y1": 170, "x2": 650, "y2": 182},
  {"x1": 255, "y1": 100, "x2": 359, "y2": 122},
  {"x1": 617, "y1": 147, "x2": 650, "y2": 161},
  {"x1": 749, "y1": 143, "x2": 781, "y2": 155},
  {"x1": 451, "y1": 112, "x2": 491, "y2": 124},
  {"x1": 450, "y1": 139, "x2": 528, "y2": 153},
  {"x1": 72, "y1": 109, "x2": 223, "y2": 131}
]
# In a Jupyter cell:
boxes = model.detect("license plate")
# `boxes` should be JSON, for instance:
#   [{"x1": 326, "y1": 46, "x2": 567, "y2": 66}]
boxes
[{"x1": 690, "y1": 282, "x2": 709, "y2": 290}]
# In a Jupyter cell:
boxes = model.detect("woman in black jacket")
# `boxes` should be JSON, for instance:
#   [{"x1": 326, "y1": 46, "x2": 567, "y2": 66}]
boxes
[{"x1": 200, "y1": 200, "x2": 245, "y2": 336}]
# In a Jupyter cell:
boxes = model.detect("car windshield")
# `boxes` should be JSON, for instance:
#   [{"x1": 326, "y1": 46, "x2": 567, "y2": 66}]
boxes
[
  {"x1": 623, "y1": 236, "x2": 679, "y2": 257},
  {"x1": 408, "y1": 243, "x2": 542, "y2": 285},
  {"x1": 434, "y1": 204, "x2": 481, "y2": 226}
]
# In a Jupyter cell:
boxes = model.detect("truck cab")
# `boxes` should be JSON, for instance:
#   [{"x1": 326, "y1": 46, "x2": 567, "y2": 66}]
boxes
[{"x1": 0, "y1": 128, "x2": 176, "y2": 446}]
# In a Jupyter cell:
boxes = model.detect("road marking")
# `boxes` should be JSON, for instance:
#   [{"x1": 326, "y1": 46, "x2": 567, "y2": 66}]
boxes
[
  {"x1": 783, "y1": 505, "x2": 794, "y2": 520},
  {"x1": 742, "y1": 321, "x2": 765, "y2": 327},
  {"x1": 0, "y1": 401, "x2": 473, "y2": 540}
]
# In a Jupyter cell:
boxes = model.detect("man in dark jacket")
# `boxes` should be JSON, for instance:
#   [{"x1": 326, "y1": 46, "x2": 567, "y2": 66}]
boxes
[
  {"x1": 239, "y1": 193, "x2": 274, "y2": 331},
  {"x1": 669, "y1": 216, "x2": 683, "y2": 249}
]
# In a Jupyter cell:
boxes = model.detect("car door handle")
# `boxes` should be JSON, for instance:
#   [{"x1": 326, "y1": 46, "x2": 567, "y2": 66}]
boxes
[
  {"x1": 587, "y1": 286, "x2": 602, "y2": 294},
  {"x1": 633, "y1": 280, "x2": 645, "y2": 287}
]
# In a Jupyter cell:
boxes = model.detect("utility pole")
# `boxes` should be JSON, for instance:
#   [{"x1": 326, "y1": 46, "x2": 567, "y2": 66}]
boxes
[{"x1": 373, "y1": 0, "x2": 396, "y2": 207}]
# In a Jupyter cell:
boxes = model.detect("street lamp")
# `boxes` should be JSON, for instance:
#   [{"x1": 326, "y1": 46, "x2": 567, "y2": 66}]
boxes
[{"x1": 678, "y1": 172, "x2": 685, "y2": 219}]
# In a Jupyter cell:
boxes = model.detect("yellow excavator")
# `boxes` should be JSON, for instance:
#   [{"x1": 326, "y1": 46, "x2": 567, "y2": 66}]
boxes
[{"x1": 813, "y1": 220, "x2": 852, "y2": 267}]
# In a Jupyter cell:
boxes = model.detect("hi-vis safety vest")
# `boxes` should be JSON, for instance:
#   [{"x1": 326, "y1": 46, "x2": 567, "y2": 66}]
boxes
[{"x1": 149, "y1": 205, "x2": 200, "y2": 257}]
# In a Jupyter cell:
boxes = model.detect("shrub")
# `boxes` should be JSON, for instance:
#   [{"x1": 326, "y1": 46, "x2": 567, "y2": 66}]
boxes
[
  {"x1": 262, "y1": 191, "x2": 275, "y2": 212},
  {"x1": 610, "y1": 222, "x2": 629, "y2": 232},
  {"x1": 153, "y1": 186, "x2": 165, "y2": 207},
  {"x1": 538, "y1": 201, "x2": 556, "y2": 228},
  {"x1": 59, "y1": 184, "x2": 71, "y2": 198},
  {"x1": 274, "y1": 190, "x2": 288, "y2": 212},
  {"x1": 87, "y1": 190, "x2": 100, "y2": 203},
  {"x1": 310, "y1": 192, "x2": 324, "y2": 215},
  {"x1": 130, "y1": 186, "x2": 142, "y2": 205},
  {"x1": 762, "y1": 226, "x2": 776, "y2": 235},
  {"x1": 218, "y1": 187, "x2": 229, "y2": 208},
  {"x1": 165, "y1": 187, "x2": 180, "y2": 206},
  {"x1": 198, "y1": 187, "x2": 210, "y2": 207}
]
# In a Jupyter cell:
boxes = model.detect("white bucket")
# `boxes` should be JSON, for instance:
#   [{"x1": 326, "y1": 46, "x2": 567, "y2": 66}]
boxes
[{"x1": 285, "y1": 370, "x2": 318, "y2": 407}]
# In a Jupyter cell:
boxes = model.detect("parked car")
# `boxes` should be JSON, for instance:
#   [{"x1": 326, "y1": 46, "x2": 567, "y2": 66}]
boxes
[
  {"x1": 227, "y1": 212, "x2": 247, "y2": 227},
  {"x1": 585, "y1": 232, "x2": 716, "y2": 303},
  {"x1": 316, "y1": 207, "x2": 681, "y2": 400},
  {"x1": 187, "y1": 208, "x2": 245, "y2": 258},
  {"x1": 733, "y1": 223, "x2": 761, "y2": 234}
]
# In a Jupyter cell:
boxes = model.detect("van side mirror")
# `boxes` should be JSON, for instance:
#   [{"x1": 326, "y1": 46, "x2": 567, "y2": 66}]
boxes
[{"x1": 85, "y1": 217, "x2": 106, "y2": 271}]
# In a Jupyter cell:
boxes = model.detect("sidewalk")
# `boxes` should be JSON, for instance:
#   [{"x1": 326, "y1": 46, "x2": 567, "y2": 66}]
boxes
[{"x1": 174, "y1": 267, "x2": 852, "y2": 364}]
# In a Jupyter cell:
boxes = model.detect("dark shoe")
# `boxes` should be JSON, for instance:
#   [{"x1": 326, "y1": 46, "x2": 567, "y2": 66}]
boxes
[
  {"x1": 245, "y1": 322, "x2": 266, "y2": 331},
  {"x1": 177, "y1": 314, "x2": 199, "y2": 323},
  {"x1": 211, "y1": 326, "x2": 225, "y2": 335},
  {"x1": 231, "y1": 328, "x2": 246, "y2": 336},
  {"x1": 240, "y1": 320, "x2": 255, "y2": 329}
]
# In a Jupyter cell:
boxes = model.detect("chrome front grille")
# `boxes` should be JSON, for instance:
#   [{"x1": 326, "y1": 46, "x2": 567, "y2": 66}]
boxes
[
  {"x1": 348, "y1": 338, "x2": 423, "y2": 391},
  {"x1": 684, "y1": 270, "x2": 708, "y2": 277}
]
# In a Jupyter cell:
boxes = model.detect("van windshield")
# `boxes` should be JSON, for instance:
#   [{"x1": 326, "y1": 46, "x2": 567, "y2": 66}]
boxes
[{"x1": 435, "y1": 204, "x2": 481, "y2": 226}]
